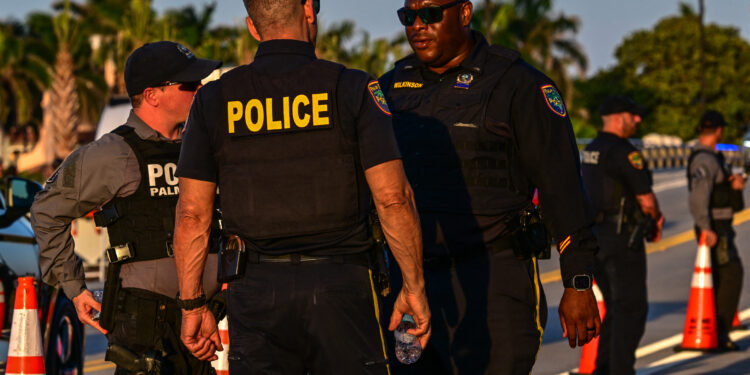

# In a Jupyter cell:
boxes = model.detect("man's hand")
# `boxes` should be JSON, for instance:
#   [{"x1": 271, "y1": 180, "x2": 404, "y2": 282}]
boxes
[
  {"x1": 559, "y1": 288, "x2": 600, "y2": 348},
  {"x1": 729, "y1": 174, "x2": 746, "y2": 191},
  {"x1": 648, "y1": 214, "x2": 665, "y2": 243},
  {"x1": 701, "y1": 229, "x2": 718, "y2": 247},
  {"x1": 389, "y1": 288, "x2": 431, "y2": 349},
  {"x1": 180, "y1": 306, "x2": 222, "y2": 361},
  {"x1": 72, "y1": 289, "x2": 107, "y2": 335}
]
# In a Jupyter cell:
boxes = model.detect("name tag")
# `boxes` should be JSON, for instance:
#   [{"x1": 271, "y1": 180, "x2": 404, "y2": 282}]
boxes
[{"x1": 226, "y1": 93, "x2": 333, "y2": 136}]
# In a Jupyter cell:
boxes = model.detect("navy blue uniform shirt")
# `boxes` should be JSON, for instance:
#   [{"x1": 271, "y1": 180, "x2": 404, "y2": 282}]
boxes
[{"x1": 177, "y1": 40, "x2": 401, "y2": 254}]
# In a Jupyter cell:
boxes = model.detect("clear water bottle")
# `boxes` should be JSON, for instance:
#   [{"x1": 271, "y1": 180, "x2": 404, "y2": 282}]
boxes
[
  {"x1": 394, "y1": 314, "x2": 422, "y2": 364},
  {"x1": 91, "y1": 289, "x2": 104, "y2": 321}
]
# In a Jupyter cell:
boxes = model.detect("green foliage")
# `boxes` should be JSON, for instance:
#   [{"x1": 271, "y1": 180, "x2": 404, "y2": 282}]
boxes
[{"x1": 574, "y1": 3, "x2": 750, "y2": 142}]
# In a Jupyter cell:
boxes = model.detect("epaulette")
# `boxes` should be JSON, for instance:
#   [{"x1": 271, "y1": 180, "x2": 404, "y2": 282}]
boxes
[
  {"x1": 487, "y1": 45, "x2": 521, "y2": 62},
  {"x1": 394, "y1": 53, "x2": 420, "y2": 71}
]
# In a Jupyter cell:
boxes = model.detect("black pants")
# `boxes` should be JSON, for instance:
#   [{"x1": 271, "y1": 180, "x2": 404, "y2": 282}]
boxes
[
  {"x1": 226, "y1": 261, "x2": 389, "y2": 375},
  {"x1": 592, "y1": 227, "x2": 648, "y2": 375},
  {"x1": 108, "y1": 288, "x2": 216, "y2": 375},
  {"x1": 385, "y1": 248, "x2": 546, "y2": 375}
]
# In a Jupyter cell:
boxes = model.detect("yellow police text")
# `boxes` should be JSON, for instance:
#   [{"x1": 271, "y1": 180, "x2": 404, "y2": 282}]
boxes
[{"x1": 227, "y1": 93, "x2": 331, "y2": 134}]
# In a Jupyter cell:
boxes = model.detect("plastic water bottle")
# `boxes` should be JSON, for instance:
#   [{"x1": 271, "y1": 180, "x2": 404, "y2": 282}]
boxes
[
  {"x1": 91, "y1": 289, "x2": 104, "y2": 321},
  {"x1": 394, "y1": 314, "x2": 422, "y2": 364}
]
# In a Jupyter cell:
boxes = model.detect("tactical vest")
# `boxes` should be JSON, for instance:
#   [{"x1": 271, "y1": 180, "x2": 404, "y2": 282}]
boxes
[
  {"x1": 215, "y1": 59, "x2": 367, "y2": 242},
  {"x1": 581, "y1": 135, "x2": 635, "y2": 218},
  {"x1": 99, "y1": 126, "x2": 182, "y2": 264},
  {"x1": 387, "y1": 46, "x2": 528, "y2": 215},
  {"x1": 687, "y1": 149, "x2": 737, "y2": 226}
]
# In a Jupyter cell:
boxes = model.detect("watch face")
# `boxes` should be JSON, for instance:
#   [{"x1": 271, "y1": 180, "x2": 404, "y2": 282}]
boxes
[{"x1": 573, "y1": 275, "x2": 591, "y2": 290}]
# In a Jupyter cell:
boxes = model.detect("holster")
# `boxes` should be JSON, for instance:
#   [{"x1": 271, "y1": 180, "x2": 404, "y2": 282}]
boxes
[
  {"x1": 509, "y1": 206, "x2": 551, "y2": 260},
  {"x1": 100, "y1": 263, "x2": 122, "y2": 332},
  {"x1": 369, "y1": 211, "x2": 391, "y2": 297},
  {"x1": 217, "y1": 235, "x2": 247, "y2": 283},
  {"x1": 105, "y1": 344, "x2": 162, "y2": 375}
]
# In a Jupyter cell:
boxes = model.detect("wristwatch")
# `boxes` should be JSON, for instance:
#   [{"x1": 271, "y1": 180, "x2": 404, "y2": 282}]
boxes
[
  {"x1": 177, "y1": 293, "x2": 207, "y2": 311},
  {"x1": 565, "y1": 274, "x2": 592, "y2": 291}
]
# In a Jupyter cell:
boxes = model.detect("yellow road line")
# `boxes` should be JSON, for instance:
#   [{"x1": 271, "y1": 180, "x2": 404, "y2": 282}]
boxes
[
  {"x1": 84, "y1": 361, "x2": 116, "y2": 372},
  {"x1": 539, "y1": 207, "x2": 750, "y2": 285}
]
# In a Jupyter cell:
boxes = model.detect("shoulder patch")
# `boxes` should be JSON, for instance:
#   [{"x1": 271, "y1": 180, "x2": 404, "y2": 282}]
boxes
[
  {"x1": 368, "y1": 81, "x2": 391, "y2": 116},
  {"x1": 540, "y1": 84, "x2": 567, "y2": 118},
  {"x1": 627, "y1": 151, "x2": 645, "y2": 170}
]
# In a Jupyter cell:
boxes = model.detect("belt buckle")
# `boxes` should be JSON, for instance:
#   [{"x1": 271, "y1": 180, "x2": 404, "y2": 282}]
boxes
[{"x1": 107, "y1": 243, "x2": 134, "y2": 263}]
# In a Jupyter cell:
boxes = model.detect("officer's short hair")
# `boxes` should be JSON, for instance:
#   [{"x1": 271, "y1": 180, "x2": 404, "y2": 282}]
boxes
[
  {"x1": 130, "y1": 94, "x2": 144, "y2": 109},
  {"x1": 243, "y1": 0, "x2": 304, "y2": 36}
]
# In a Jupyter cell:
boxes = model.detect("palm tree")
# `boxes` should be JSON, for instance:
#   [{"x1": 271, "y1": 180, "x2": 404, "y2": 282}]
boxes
[{"x1": 475, "y1": 0, "x2": 587, "y2": 104}]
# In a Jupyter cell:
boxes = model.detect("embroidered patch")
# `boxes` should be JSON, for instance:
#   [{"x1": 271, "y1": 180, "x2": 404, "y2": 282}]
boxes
[
  {"x1": 176, "y1": 43, "x2": 195, "y2": 59},
  {"x1": 368, "y1": 81, "x2": 391, "y2": 116},
  {"x1": 692, "y1": 166, "x2": 708, "y2": 179},
  {"x1": 627, "y1": 151, "x2": 645, "y2": 170},
  {"x1": 454, "y1": 73, "x2": 474, "y2": 89},
  {"x1": 540, "y1": 84, "x2": 567, "y2": 117},
  {"x1": 559, "y1": 235, "x2": 572, "y2": 254},
  {"x1": 393, "y1": 81, "x2": 423, "y2": 89}
]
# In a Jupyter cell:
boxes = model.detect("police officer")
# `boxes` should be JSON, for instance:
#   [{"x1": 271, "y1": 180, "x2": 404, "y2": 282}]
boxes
[
  {"x1": 380, "y1": 1, "x2": 600, "y2": 374},
  {"x1": 172, "y1": 0, "x2": 431, "y2": 374},
  {"x1": 688, "y1": 110, "x2": 745, "y2": 351},
  {"x1": 581, "y1": 96, "x2": 664, "y2": 375},
  {"x1": 31, "y1": 41, "x2": 222, "y2": 374}
]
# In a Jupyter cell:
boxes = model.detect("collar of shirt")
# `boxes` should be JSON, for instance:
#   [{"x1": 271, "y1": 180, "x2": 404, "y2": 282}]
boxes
[
  {"x1": 694, "y1": 142, "x2": 716, "y2": 153},
  {"x1": 253, "y1": 39, "x2": 317, "y2": 73},
  {"x1": 417, "y1": 31, "x2": 490, "y2": 81},
  {"x1": 125, "y1": 110, "x2": 182, "y2": 142}
]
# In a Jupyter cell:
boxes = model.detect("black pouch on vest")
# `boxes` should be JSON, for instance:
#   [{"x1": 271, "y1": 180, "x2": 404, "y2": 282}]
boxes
[{"x1": 218, "y1": 235, "x2": 247, "y2": 283}]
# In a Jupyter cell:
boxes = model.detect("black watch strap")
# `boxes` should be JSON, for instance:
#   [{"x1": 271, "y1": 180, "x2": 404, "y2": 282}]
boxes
[{"x1": 177, "y1": 293, "x2": 207, "y2": 311}]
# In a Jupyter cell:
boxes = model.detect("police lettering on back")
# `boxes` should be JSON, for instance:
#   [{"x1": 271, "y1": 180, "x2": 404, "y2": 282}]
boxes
[
  {"x1": 147, "y1": 162, "x2": 179, "y2": 197},
  {"x1": 227, "y1": 92, "x2": 332, "y2": 136}
]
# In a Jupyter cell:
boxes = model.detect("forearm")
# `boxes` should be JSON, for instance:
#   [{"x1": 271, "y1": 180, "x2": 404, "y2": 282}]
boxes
[
  {"x1": 31, "y1": 193, "x2": 88, "y2": 299},
  {"x1": 376, "y1": 189, "x2": 425, "y2": 293},
  {"x1": 366, "y1": 160, "x2": 425, "y2": 293},
  {"x1": 173, "y1": 179, "x2": 216, "y2": 300},
  {"x1": 636, "y1": 192, "x2": 661, "y2": 219}
]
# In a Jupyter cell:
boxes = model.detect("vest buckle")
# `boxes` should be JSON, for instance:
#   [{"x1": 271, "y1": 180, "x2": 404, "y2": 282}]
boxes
[{"x1": 107, "y1": 243, "x2": 134, "y2": 264}]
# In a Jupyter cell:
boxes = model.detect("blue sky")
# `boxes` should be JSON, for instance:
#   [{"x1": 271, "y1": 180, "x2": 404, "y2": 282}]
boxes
[{"x1": 2, "y1": 0, "x2": 748, "y2": 75}]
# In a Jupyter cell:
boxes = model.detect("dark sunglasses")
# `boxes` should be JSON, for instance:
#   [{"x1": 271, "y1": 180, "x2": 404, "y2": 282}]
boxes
[
  {"x1": 302, "y1": 0, "x2": 321, "y2": 14},
  {"x1": 397, "y1": 0, "x2": 467, "y2": 26},
  {"x1": 155, "y1": 81, "x2": 202, "y2": 92}
]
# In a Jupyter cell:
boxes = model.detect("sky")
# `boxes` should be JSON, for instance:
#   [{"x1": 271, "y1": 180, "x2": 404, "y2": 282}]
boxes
[{"x1": 2, "y1": 0, "x2": 749, "y2": 76}]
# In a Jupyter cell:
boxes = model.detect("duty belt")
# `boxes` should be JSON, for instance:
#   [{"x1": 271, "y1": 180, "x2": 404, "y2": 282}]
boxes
[{"x1": 246, "y1": 251, "x2": 370, "y2": 268}]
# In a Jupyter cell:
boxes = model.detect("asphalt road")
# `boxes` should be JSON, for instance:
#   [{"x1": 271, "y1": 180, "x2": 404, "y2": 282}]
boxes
[{"x1": 82, "y1": 169, "x2": 750, "y2": 375}]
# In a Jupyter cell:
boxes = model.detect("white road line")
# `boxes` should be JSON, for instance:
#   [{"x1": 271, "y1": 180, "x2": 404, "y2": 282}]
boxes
[
  {"x1": 636, "y1": 329, "x2": 750, "y2": 375},
  {"x1": 560, "y1": 307, "x2": 750, "y2": 375}
]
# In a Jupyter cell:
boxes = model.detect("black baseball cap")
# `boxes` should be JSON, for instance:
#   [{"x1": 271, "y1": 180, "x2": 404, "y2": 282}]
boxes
[
  {"x1": 124, "y1": 41, "x2": 222, "y2": 97},
  {"x1": 599, "y1": 95, "x2": 644, "y2": 117},
  {"x1": 698, "y1": 110, "x2": 727, "y2": 130}
]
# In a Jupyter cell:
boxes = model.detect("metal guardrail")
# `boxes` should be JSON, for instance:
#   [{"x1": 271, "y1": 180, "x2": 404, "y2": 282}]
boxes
[{"x1": 577, "y1": 141, "x2": 746, "y2": 170}]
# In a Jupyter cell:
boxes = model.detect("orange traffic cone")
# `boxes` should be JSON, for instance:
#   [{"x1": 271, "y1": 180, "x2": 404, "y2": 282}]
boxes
[
  {"x1": 675, "y1": 234, "x2": 718, "y2": 351},
  {"x1": 571, "y1": 280, "x2": 606, "y2": 375},
  {"x1": 6, "y1": 277, "x2": 45, "y2": 375},
  {"x1": 211, "y1": 284, "x2": 230, "y2": 375},
  {"x1": 731, "y1": 310, "x2": 747, "y2": 331}
]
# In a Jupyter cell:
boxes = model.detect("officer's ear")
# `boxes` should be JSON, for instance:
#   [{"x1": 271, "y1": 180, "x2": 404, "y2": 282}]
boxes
[
  {"x1": 460, "y1": 1, "x2": 473, "y2": 27},
  {"x1": 141, "y1": 87, "x2": 164, "y2": 108},
  {"x1": 245, "y1": 17, "x2": 262, "y2": 42}
]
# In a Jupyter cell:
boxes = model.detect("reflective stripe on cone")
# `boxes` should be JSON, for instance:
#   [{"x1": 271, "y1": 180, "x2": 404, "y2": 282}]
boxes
[{"x1": 6, "y1": 276, "x2": 45, "y2": 375}]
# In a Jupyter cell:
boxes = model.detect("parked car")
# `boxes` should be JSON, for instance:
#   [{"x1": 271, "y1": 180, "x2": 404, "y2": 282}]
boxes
[{"x1": 0, "y1": 176, "x2": 84, "y2": 374}]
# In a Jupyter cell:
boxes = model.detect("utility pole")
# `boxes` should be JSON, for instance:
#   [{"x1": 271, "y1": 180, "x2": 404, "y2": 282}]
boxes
[{"x1": 698, "y1": 0, "x2": 706, "y2": 113}]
